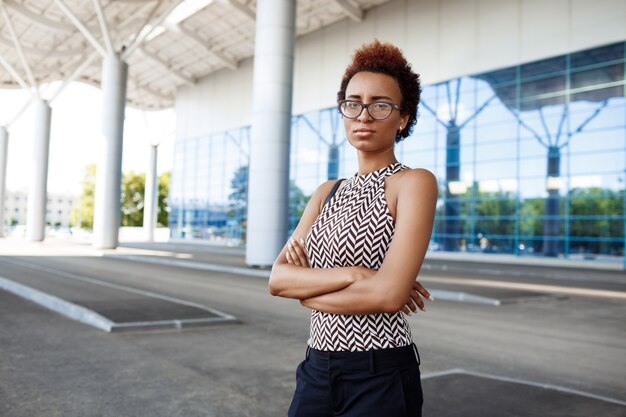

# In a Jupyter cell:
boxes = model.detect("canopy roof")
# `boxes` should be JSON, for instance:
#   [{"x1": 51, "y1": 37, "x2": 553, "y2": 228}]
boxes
[{"x1": 0, "y1": 0, "x2": 390, "y2": 110}]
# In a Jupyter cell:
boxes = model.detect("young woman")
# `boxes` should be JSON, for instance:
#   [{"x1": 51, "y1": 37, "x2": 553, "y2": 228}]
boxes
[{"x1": 268, "y1": 39, "x2": 438, "y2": 417}]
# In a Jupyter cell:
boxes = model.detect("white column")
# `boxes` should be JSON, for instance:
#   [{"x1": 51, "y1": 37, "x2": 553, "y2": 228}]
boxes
[
  {"x1": 0, "y1": 126, "x2": 8, "y2": 237},
  {"x1": 245, "y1": 0, "x2": 296, "y2": 267},
  {"x1": 26, "y1": 99, "x2": 52, "y2": 241},
  {"x1": 143, "y1": 144, "x2": 158, "y2": 241},
  {"x1": 93, "y1": 54, "x2": 128, "y2": 249}
]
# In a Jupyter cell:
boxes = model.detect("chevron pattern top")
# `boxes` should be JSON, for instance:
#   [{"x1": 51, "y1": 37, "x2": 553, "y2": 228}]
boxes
[{"x1": 305, "y1": 161, "x2": 414, "y2": 351}]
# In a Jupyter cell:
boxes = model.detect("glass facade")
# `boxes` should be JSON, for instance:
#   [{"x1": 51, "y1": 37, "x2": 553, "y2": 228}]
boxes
[{"x1": 170, "y1": 41, "x2": 626, "y2": 264}]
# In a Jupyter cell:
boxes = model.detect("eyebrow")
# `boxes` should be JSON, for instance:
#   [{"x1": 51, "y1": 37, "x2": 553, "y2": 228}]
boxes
[{"x1": 347, "y1": 94, "x2": 394, "y2": 101}]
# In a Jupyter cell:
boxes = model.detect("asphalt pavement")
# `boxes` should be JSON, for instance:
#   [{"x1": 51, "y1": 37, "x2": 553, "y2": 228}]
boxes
[{"x1": 1, "y1": 237, "x2": 625, "y2": 417}]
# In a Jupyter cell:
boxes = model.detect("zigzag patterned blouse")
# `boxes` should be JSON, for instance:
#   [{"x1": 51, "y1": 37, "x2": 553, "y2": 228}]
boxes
[{"x1": 305, "y1": 161, "x2": 414, "y2": 351}]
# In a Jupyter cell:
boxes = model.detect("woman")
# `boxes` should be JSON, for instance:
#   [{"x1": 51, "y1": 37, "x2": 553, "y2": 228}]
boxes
[{"x1": 268, "y1": 39, "x2": 438, "y2": 417}]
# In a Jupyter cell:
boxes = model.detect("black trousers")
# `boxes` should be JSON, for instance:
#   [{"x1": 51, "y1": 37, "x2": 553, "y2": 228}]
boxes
[{"x1": 287, "y1": 343, "x2": 423, "y2": 417}]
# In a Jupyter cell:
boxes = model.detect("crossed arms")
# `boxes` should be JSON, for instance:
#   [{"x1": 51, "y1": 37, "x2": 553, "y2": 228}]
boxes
[{"x1": 268, "y1": 169, "x2": 438, "y2": 316}]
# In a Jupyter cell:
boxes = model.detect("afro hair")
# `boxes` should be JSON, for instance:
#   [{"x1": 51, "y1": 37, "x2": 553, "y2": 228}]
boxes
[{"x1": 337, "y1": 39, "x2": 421, "y2": 142}]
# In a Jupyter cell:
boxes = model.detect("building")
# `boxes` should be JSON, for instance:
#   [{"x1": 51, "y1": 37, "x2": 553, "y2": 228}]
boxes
[
  {"x1": 3, "y1": 190, "x2": 78, "y2": 229},
  {"x1": 0, "y1": 0, "x2": 623, "y2": 267},
  {"x1": 170, "y1": 0, "x2": 626, "y2": 265}
]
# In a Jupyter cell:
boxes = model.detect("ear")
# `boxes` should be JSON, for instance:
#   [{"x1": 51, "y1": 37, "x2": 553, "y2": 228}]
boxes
[{"x1": 399, "y1": 113, "x2": 410, "y2": 131}]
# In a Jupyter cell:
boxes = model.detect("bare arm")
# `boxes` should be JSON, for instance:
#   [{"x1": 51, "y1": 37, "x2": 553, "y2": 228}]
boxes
[
  {"x1": 268, "y1": 179, "x2": 361, "y2": 299},
  {"x1": 300, "y1": 169, "x2": 438, "y2": 315}
]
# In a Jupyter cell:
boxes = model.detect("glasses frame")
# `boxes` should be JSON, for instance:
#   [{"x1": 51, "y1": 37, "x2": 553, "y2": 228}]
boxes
[{"x1": 337, "y1": 99, "x2": 401, "y2": 120}]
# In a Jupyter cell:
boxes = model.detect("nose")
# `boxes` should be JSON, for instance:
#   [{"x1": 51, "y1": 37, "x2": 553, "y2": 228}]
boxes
[{"x1": 356, "y1": 104, "x2": 373, "y2": 123}]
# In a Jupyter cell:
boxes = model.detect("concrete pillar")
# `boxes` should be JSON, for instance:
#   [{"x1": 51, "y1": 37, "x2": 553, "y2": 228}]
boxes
[
  {"x1": 143, "y1": 144, "x2": 158, "y2": 241},
  {"x1": 26, "y1": 99, "x2": 52, "y2": 241},
  {"x1": 245, "y1": 0, "x2": 296, "y2": 266},
  {"x1": 0, "y1": 126, "x2": 8, "y2": 237},
  {"x1": 93, "y1": 54, "x2": 128, "y2": 249}
]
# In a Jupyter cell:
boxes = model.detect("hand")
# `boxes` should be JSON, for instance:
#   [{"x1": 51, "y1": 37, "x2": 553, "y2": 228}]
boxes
[
  {"x1": 401, "y1": 281, "x2": 434, "y2": 316},
  {"x1": 285, "y1": 237, "x2": 310, "y2": 268}
]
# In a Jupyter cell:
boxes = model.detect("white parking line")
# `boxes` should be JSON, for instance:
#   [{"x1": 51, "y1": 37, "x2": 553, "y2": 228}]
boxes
[
  {"x1": 422, "y1": 368, "x2": 626, "y2": 406},
  {"x1": 0, "y1": 257, "x2": 237, "y2": 332}
]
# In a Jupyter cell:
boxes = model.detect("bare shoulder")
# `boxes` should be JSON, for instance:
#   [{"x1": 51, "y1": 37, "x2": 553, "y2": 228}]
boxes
[{"x1": 398, "y1": 168, "x2": 438, "y2": 196}]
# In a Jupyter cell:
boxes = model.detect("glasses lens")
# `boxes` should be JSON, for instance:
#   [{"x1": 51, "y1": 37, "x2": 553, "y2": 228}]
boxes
[
  {"x1": 340, "y1": 101, "x2": 362, "y2": 118},
  {"x1": 369, "y1": 102, "x2": 393, "y2": 119}
]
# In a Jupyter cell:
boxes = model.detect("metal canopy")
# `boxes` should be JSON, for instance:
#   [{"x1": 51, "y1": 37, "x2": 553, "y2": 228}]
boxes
[{"x1": 0, "y1": 0, "x2": 391, "y2": 110}]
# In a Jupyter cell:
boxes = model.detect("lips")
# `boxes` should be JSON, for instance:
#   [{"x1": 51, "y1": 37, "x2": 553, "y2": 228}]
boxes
[
  {"x1": 354, "y1": 128, "x2": 375, "y2": 133},
  {"x1": 353, "y1": 127, "x2": 376, "y2": 139}
]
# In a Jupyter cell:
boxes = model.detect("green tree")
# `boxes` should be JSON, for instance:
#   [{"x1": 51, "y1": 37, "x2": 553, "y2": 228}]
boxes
[
  {"x1": 70, "y1": 163, "x2": 96, "y2": 228},
  {"x1": 225, "y1": 165, "x2": 313, "y2": 244},
  {"x1": 70, "y1": 165, "x2": 170, "y2": 229},
  {"x1": 157, "y1": 171, "x2": 170, "y2": 227},
  {"x1": 290, "y1": 179, "x2": 309, "y2": 220},
  {"x1": 121, "y1": 171, "x2": 145, "y2": 227},
  {"x1": 568, "y1": 187, "x2": 624, "y2": 255},
  {"x1": 227, "y1": 165, "x2": 248, "y2": 218}
]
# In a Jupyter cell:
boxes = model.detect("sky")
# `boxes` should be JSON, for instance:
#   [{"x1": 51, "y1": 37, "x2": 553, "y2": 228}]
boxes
[{"x1": 0, "y1": 81, "x2": 175, "y2": 196}]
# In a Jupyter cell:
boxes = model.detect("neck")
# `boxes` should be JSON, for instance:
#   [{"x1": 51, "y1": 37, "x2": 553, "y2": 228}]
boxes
[{"x1": 355, "y1": 156, "x2": 398, "y2": 176}]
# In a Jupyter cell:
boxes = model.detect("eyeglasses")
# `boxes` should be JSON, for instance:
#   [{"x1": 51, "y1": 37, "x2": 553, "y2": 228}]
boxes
[{"x1": 337, "y1": 100, "x2": 401, "y2": 120}]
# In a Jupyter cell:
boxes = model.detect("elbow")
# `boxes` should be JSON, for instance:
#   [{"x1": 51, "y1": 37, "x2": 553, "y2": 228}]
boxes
[
  {"x1": 380, "y1": 293, "x2": 408, "y2": 314},
  {"x1": 268, "y1": 263, "x2": 288, "y2": 297},
  {"x1": 268, "y1": 278, "x2": 286, "y2": 297},
  {"x1": 268, "y1": 280, "x2": 280, "y2": 296}
]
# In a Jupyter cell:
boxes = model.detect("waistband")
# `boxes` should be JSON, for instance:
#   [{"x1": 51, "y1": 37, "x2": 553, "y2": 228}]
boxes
[{"x1": 305, "y1": 343, "x2": 421, "y2": 373}]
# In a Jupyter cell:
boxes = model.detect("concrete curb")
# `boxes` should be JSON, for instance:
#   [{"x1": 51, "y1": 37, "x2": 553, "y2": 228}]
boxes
[
  {"x1": 0, "y1": 266, "x2": 238, "y2": 333},
  {"x1": 105, "y1": 254, "x2": 541, "y2": 306},
  {"x1": 0, "y1": 276, "x2": 114, "y2": 332}
]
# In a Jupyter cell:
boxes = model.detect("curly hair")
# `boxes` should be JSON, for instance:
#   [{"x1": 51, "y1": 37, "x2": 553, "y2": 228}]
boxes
[{"x1": 337, "y1": 39, "x2": 421, "y2": 142}]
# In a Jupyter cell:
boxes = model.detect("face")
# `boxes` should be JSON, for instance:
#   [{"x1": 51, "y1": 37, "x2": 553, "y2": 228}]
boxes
[{"x1": 342, "y1": 71, "x2": 409, "y2": 151}]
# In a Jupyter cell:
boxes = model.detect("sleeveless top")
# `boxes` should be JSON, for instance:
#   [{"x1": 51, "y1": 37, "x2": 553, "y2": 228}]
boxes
[{"x1": 305, "y1": 161, "x2": 414, "y2": 351}]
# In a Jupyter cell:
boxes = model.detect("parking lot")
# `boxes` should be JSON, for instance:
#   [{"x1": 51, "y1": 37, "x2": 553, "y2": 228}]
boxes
[{"x1": 1, "y1": 238, "x2": 625, "y2": 416}]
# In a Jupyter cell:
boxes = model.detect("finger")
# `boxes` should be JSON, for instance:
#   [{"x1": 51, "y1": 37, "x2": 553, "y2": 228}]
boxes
[
  {"x1": 287, "y1": 241, "x2": 302, "y2": 266},
  {"x1": 406, "y1": 297, "x2": 419, "y2": 313},
  {"x1": 401, "y1": 305, "x2": 412, "y2": 316},
  {"x1": 290, "y1": 238, "x2": 309, "y2": 268},
  {"x1": 298, "y1": 237, "x2": 310, "y2": 267},
  {"x1": 414, "y1": 281, "x2": 435, "y2": 302},
  {"x1": 285, "y1": 250, "x2": 294, "y2": 264},
  {"x1": 409, "y1": 290, "x2": 426, "y2": 312}
]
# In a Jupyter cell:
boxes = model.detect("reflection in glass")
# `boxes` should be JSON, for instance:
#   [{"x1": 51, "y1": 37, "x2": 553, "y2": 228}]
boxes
[{"x1": 169, "y1": 41, "x2": 625, "y2": 265}]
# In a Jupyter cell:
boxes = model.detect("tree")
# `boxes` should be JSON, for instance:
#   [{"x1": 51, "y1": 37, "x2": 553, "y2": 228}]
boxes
[
  {"x1": 569, "y1": 187, "x2": 624, "y2": 255},
  {"x1": 225, "y1": 165, "x2": 314, "y2": 244},
  {"x1": 70, "y1": 163, "x2": 96, "y2": 228},
  {"x1": 70, "y1": 164, "x2": 170, "y2": 229},
  {"x1": 157, "y1": 171, "x2": 170, "y2": 227},
  {"x1": 121, "y1": 171, "x2": 145, "y2": 227}
]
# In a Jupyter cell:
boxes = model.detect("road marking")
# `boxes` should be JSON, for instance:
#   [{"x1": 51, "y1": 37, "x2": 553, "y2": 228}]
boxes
[
  {"x1": 0, "y1": 257, "x2": 237, "y2": 332},
  {"x1": 420, "y1": 277, "x2": 626, "y2": 300},
  {"x1": 422, "y1": 368, "x2": 626, "y2": 407}
]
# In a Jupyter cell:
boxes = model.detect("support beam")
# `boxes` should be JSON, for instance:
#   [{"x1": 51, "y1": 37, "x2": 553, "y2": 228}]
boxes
[
  {"x1": 26, "y1": 99, "x2": 52, "y2": 242},
  {"x1": 178, "y1": 26, "x2": 237, "y2": 70},
  {"x1": 333, "y1": 0, "x2": 363, "y2": 22},
  {"x1": 93, "y1": 54, "x2": 128, "y2": 249},
  {"x1": 0, "y1": 126, "x2": 8, "y2": 237},
  {"x1": 7, "y1": 95, "x2": 36, "y2": 127},
  {"x1": 4, "y1": 0, "x2": 74, "y2": 32},
  {"x1": 245, "y1": 0, "x2": 296, "y2": 267},
  {"x1": 122, "y1": 0, "x2": 184, "y2": 60},
  {"x1": 0, "y1": 2, "x2": 38, "y2": 89},
  {"x1": 92, "y1": 0, "x2": 114, "y2": 55},
  {"x1": 138, "y1": 47, "x2": 195, "y2": 86},
  {"x1": 48, "y1": 52, "x2": 99, "y2": 103},
  {"x1": 143, "y1": 144, "x2": 158, "y2": 241},
  {"x1": 53, "y1": 0, "x2": 107, "y2": 57},
  {"x1": 0, "y1": 52, "x2": 29, "y2": 89}
]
